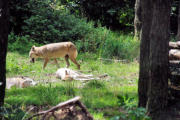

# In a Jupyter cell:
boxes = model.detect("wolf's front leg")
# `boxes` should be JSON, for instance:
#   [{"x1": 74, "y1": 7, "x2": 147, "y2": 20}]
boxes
[
  {"x1": 54, "y1": 58, "x2": 60, "y2": 68},
  {"x1": 43, "y1": 58, "x2": 49, "y2": 69},
  {"x1": 65, "y1": 55, "x2": 70, "y2": 68}
]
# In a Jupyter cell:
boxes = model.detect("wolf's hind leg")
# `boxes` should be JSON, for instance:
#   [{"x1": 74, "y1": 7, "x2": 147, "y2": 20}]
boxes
[
  {"x1": 43, "y1": 58, "x2": 49, "y2": 69},
  {"x1": 69, "y1": 57, "x2": 80, "y2": 70},
  {"x1": 54, "y1": 58, "x2": 60, "y2": 68},
  {"x1": 65, "y1": 55, "x2": 70, "y2": 68}
]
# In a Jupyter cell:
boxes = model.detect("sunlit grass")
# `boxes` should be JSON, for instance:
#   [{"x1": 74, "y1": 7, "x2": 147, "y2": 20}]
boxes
[{"x1": 5, "y1": 52, "x2": 139, "y2": 119}]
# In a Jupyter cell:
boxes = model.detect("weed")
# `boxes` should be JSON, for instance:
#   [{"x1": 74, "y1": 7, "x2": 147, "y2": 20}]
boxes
[
  {"x1": 0, "y1": 104, "x2": 28, "y2": 120},
  {"x1": 84, "y1": 80, "x2": 106, "y2": 89},
  {"x1": 110, "y1": 94, "x2": 150, "y2": 120}
]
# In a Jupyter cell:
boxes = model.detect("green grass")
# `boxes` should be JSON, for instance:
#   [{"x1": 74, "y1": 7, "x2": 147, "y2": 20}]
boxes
[{"x1": 5, "y1": 52, "x2": 139, "y2": 120}]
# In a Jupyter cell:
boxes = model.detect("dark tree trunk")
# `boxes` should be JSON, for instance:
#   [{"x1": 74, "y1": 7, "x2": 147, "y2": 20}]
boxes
[
  {"x1": 134, "y1": 0, "x2": 142, "y2": 40},
  {"x1": 138, "y1": 0, "x2": 153, "y2": 107},
  {"x1": 176, "y1": 1, "x2": 180, "y2": 41},
  {"x1": 0, "y1": 0, "x2": 9, "y2": 106},
  {"x1": 147, "y1": 0, "x2": 171, "y2": 119}
]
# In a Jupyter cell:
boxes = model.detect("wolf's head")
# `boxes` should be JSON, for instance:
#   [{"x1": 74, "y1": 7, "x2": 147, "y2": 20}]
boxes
[
  {"x1": 29, "y1": 45, "x2": 38, "y2": 63},
  {"x1": 21, "y1": 79, "x2": 37, "y2": 88}
]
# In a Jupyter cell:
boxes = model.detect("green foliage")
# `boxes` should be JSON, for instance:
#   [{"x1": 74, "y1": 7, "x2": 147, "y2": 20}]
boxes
[
  {"x1": 21, "y1": 0, "x2": 90, "y2": 44},
  {"x1": 6, "y1": 52, "x2": 34, "y2": 74},
  {"x1": 84, "y1": 80, "x2": 106, "y2": 89},
  {"x1": 63, "y1": 0, "x2": 135, "y2": 31},
  {"x1": 63, "y1": 82, "x2": 76, "y2": 96},
  {"x1": 76, "y1": 26, "x2": 139, "y2": 60},
  {"x1": 9, "y1": 0, "x2": 30, "y2": 34},
  {"x1": 8, "y1": 0, "x2": 139, "y2": 60},
  {"x1": 33, "y1": 84, "x2": 62, "y2": 105},
  {"x1": 0, "y1": 104, "x2": 28, "y2": 120},
  {"x1": 110, "y1": 94, "x2": 150, "y2": 120},
  {"x1": 100, "y1": 33, "x2": 139, "y2": 60},
  {"x1": 117, "y1": 94, "x2": 135, "y2": 107},
  {"x1": 8, "y1": 32, "x2": 37, "y2": 53}
]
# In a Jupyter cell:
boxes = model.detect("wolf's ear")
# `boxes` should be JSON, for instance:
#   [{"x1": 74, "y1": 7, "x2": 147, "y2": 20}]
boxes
[{"x1": 31, "y1": 45, "x2": 36, "y2": 51}]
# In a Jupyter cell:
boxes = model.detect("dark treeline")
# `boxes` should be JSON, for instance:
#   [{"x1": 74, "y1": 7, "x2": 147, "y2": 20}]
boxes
[
  {"x1": 9, "y1": 0, "x2": 180, "y2": 35},
  {"x1": 9, "y1": 0, "x2": 136, "y2": 34}
]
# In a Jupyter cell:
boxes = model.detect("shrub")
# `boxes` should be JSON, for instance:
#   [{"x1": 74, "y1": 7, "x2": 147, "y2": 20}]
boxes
[
  {"x1": 76, "y1": 26, "x2": 139, "y2": 60},
  {"x1": 8, "y1": 32, "x2": 37, "y2": 53},
  {"x1": 63, "y1": 0, "x2": 135, "y2": 31},
  {"x1": 0, "y1": 104, "x2": 28, "y2": 120},
  {"x1": 110, "y1": 94, "x2": 150, "y2": 120},
  {"x1": 22, "y1": 0, "x2": 90, "y2": 44},
  {"x1": 100, "y1": 33, "x2": 139, "y2": 60}
]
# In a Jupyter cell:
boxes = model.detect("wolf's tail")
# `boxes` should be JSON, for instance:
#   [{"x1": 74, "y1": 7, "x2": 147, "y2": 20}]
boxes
[{"x1": 74, "y1": 48, "x2": 78, "y2": 59}]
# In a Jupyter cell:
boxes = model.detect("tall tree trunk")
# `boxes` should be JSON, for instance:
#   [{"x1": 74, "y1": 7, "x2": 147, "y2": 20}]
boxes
[
  {"x1": 138, "y1": 0, "x2": 152, "y2": 107},
  {"x1": 0, "y1": 0, "x2": 9, "y2": 106},
  {"x1": 134, "y1": 0, "x2": 142, "y2": 40},
  {"x1": 176, "y1": 1, "x2": 180, "y2": 41},
  {"x1": 147, "y1": 0, "x2": 171, "y2": 119}
]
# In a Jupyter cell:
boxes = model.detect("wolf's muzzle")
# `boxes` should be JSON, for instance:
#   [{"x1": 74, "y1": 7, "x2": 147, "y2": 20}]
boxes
[{"x1": 30, "y1": 58, "x2": 35, "y2": 63}]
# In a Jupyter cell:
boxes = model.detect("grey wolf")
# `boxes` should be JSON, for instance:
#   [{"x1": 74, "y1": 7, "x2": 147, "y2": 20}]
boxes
[
  {"x1": 29, "y1": 42, "x2": 80, "y2": 69},
  {"x1": 6, "y1": 77, "x2": 37, "y2": 89}
]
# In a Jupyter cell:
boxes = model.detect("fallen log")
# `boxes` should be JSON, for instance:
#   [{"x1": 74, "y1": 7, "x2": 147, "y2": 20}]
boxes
[
  {"x1": 169, "y1": 41, "x2": 180, "y2": 49},
  {"x1": 26, "y1": 96, "x2": 93, "y2": 120},
  {"x1": 169, "y1": 49, "x2": 180, "y2": 60},
  {"x1": 169, "y1": 60, "x2": 180, "y2": 67}
]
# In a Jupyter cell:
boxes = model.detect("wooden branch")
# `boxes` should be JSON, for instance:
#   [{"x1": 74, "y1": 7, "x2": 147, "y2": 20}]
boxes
[
  {"x1": 26, "y1": 96, "x2": 81, "y2": 120},
  {"x1": 76, "y1": 101, "x2": 94, "y2": 120}
]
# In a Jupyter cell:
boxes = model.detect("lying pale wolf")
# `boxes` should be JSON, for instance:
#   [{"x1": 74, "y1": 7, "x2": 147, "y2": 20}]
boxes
[{"x1": 29, "y1": 42, "x2": 80, "y2": 69}]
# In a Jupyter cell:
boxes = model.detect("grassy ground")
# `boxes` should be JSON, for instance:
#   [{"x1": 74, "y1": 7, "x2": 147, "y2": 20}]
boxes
[{"x1": 5, "y1": 52, "x2": 140, "y2": 120}]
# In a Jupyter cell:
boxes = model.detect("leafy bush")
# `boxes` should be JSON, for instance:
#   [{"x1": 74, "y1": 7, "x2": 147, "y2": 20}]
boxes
[
  {"x1": 62, "y1": 0, "x2": 135, "y2": 31},
  {"x1": 110, "y1": 94, "x2": 150, "y2": 120},
  {"x1": 21, "y1": 0, "x2": 90, "y2": 44},
  {"x1": 0, "y1": 104, "x2": 28, "y2": 120},
  {"x1": 100, "y1": 33, "x2": 139, "y2": 60},
  {"x1": 8, "y1": 32, "x2": 37, "y2": 53},
  {"x1": 76, "y1": 26, "x2": 139, "y2": 60},
  {"x1": 9, "y1": 0, "x2": 30, "y2": 34}
]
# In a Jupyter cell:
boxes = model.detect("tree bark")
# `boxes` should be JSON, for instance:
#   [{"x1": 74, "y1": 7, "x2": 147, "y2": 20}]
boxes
[
  {"x1": 0, "y1": 0, "x2": 9, "y2": 106},
  {"x1": 134, "y1": 0, "x2": 142, "y2": 40},
  {"x1": 138, "y1": 0, "x2": 153, "y2": 107},
  {"x1": 147, "y1": 0, "x2": 171, "y2": 119},
  {"x1": 176, "y1": 1, "x2": 180, "y2": 41}
]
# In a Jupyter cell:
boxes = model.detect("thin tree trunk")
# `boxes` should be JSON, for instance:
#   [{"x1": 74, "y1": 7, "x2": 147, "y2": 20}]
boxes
[
  {"x1": 0, "y1": 0, "x2": 9, "y2": 106},
  {"x1": 147, "y1": 0, "x2": 171, "y2": 119},
  {"x1": 138, "y1": 0, "x2": 152, "y2": 107},
  {"x1": 134, "y1": 0, "x2": 142, "y2": 40},
  {"x1": 176, "y1": 1, "x2": 180, "y2": 41}
]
